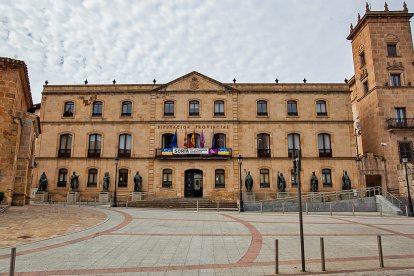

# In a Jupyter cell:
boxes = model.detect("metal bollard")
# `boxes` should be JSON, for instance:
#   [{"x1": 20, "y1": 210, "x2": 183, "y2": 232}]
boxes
[
  {"x1": 320, "y1": 237, "x2": 326, "y2": 271},
  {"x1": 380, "y1": 205, "x2": 383, "y2": 217},
  {"x1": 197, "y1": 200, "x2": 199, "y2": 212},
  {"x1": 282, "y1": 202, "x2": 285, "y2": 214},
  {"x1": 126, "y1": 200, "x2": 129, "y2": 208},
  {"x1": 330, "y1": 202, "x2": 332, "y2": 216},
  {"x1": 352, "y1": 204, "x2": 355, "y2": 216},
  {"x1": 306, "y1": 202, "x2": 308, "y2": 215},
  {"x1": 406, "y1": 205, "x2": 409, "y2": 217},
  {"x1": 260, "y1": 202, "x2": 263, "y2": 214},
  {"x1": 94, "y1": 198, "x2": 96, "y2": 208},
  {"x1": 9, "y1": 247, "x2": 16, "y2": 276},
  {"x1": 217, "y1": 201, "x2": 219, "y2": 212},
  {"x1": 275, "y1": 239, "x2": 279, "y2": 274},
  {"x1": 377, "y1": 235, "x2": 384, "y2": 268}
]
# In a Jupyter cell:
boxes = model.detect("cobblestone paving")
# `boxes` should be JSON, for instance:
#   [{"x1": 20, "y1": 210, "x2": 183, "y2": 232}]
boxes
[{"x1": 0, "y1": 207, "x2": 413, "y2": 275}]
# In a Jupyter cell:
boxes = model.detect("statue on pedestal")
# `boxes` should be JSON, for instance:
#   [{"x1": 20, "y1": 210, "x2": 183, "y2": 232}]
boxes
[
  {"x1": 277, "y1": 172, "x2": 286, "y2": 192},
  {"x1": 70, "y1": 172, "x2": 79, "y2": 192},
  {"x1": 245, "y1": 171, "x2": 253, "y2": 192},
  {"x1": 38, "y1": 172, "x2": 48, "y2": 192},
  {"x1": 342, "y1": 170, "x2": 352, "y2": 190},
  {"x1": 310, "y1": 171, "x2": 318, "y2": 192},
  {"x1": 102, "y1": 172, "x2": 110, "y2": 192},
  {"x1": 134, "y1": 171, "x2": 142, "y2": 192}
]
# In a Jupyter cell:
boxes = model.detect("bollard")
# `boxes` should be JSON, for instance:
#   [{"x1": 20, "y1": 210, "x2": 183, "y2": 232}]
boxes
[
  {"x1": 406, "y1": 205, "x2": 409, "y2": 217},
  {"x1": 9, "y1": 247, "x2": 16, "y2": 276},
  {"x1": 260, "y1": 202, "x2": 263, "y2": 214},
  {"x1": 306, "y1": 202, "x2": 308, "y2": 215},
  {"x1": 380, "y1": 205, "x2": 383, "y2": 217},
  {"x1": 352, "y1": 204, "x2": 355, "y2": 216},
  {"x1": 282, "y1": 202, "x2": 285, "y2": 214},
  {"x1": 275, "y1": 239, "x2": 279, "y2": 274},
  {"x1": 217, "y1": 201, "x2": 219, "y2": 212},
  {"x1": 197, "y1": 200, "x2": 199, "y2": 212},
  {"x1": 320, "y1": 237, "x2": 326, "y2": 271},
  {"x1": 94, "y1": 198, "x2": 96, "y2": 208},
  {"x1": 330, "y1": 202, "x2": 332, "y2": 216},
  {"x1": 377, "y1": 235, "x2": 384, "y2": 268},
  {"x1": 126, "y1": 200, "x2": 129, "y2": 209}
]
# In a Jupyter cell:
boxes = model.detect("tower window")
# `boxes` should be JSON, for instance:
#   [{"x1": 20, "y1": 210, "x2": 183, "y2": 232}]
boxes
[
  {"x1": 390, "y1": 74, "x2": 401, "y2": 87},
  {"x1": 399, "y1": 141, "x2": 413, "y2": 162},
  {"x1": 387, "y1": 44, "x2": 397, "y2": 57},
  {"x1": 363, "y1": 81, "x2": 369, "y2": 94},
  {"x1": 359, "y1": 52, "x2": 366, "y2": 67}
]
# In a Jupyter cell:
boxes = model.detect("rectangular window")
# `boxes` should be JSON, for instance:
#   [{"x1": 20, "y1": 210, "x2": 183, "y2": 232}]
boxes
[
  {"x1": 287, "y1": 101, "x2": 298, "y2": 116},
  {"x1": 395, "y1": 107, "x2": 407, "y2": 127},
  {"x1": 162, "y1": 169, "x2": 172, "y2": 188},
  {"x1": 387, "y1": 44, "x2": 397, "y2": 57},
  {"x1": 164, "y1": 102, "x2": 174, "y2": 116},
  {"x1": 118, "y1": 169, "x2": 128, "y2": 187},
  {"x1": 316, "y1": 101, "x2": 327, "y2": 116},
  {"x1": 189, "y1": 101, "x2": 199, "y2": 116},
  {"x1": 399, "y1": 141, "x2": 413, "y2": 162},
  {"x1": 57, "y1": 169, "x2": 68, "y2": 187},
  {"x1": 214, "y1": 101, "x2": 225, "y2": 116},
  {"x1": 318, "y1": 133, "x2": 332, "y2": 157},
  {"x1": 260, "y1": 169, "x2": 270, "y2": 188},
  {"x1": 363, "y1": 81, "x2": 369, "y2": 94},
  {"x1": 322, "y1": 169, "x2": 332, "y2": 187},
  {"x1": 359, "y1": 52, "x2": 366, "y2": 67},
  {"x1": 88, "y1": 169, "x2": 98, "y2": 187},
  {"x1": 390, "y1": 74, "x2": 401, "y2": 87},
  {"x1": 92, "y1": 102, "x2": 103, "y2": 117},
  {"x1": 121, "y1": 102, "x2": 132, "y2": 116},
  {"x1": 215, "y1": 169, "x2": 225, "y2": 188},
  {"x1": 64, "y1": 102, "x2": 74, "y2": 117},
  {"x1": 257, "y1": 101, "x2": 268, "y2": 116}
]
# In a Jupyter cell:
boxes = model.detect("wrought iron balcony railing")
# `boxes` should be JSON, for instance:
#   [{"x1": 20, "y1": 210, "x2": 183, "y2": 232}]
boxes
[
  {"x1": 387, "y1": 118, "x2": 414, "y2": 129},
  {"x1": 156, "y1": 148, "x2": 232, "y2": 159},
  {"x1": 257, "y1": 149, "x2": 271, "y2": 158}
]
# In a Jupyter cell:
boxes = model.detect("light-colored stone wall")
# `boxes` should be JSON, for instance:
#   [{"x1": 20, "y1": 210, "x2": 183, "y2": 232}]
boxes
[{"x1": 34, "y1": 72, "x2": 358, "y2": 202}]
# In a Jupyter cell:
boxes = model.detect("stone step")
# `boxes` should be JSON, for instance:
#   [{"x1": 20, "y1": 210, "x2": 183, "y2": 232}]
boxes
[{"x1": 128, "y1": 200, "x2": 237, "y2": 209}]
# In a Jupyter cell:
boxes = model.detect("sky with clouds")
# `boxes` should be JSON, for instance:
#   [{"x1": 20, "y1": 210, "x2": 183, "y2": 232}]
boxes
[{"x1": 1, "y1": 0, "x2": 413, "y2": 103}]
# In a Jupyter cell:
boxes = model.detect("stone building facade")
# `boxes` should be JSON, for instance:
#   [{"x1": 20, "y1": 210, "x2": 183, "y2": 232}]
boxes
[
  {"x1": 34, "y1": 73, "x2": 357, "y2": 202},
  {"x1": 348, "y1": 5, "x2": 414, "y2": 193},
  {"x1": 0, "y1": 57, "x2": 40, "y2": 205}
]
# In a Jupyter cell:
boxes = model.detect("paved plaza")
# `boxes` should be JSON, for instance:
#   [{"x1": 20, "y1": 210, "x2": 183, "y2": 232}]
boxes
[{"x1": 0, "y1": 206, "x2": 414, "y2": 275}]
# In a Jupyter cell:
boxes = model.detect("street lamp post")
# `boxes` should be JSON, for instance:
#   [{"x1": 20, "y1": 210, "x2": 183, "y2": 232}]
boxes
[
  {"x1": 294, "y1": 149, "x2": 306, "y2": 272},
  {"x1": 402, "y1": 158, "x2": 414, "y2": 217},
  {"x1": 238, "y1": 155, "x2": 244, "y2": 212},
  {"x1": 112, "y1": 157, "x2": 119, "y2": 207}
]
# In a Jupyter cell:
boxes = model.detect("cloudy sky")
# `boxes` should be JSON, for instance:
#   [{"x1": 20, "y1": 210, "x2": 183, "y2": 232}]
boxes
[{"x1": 1, "y1": 0, "x2": 413, "y2": 103}]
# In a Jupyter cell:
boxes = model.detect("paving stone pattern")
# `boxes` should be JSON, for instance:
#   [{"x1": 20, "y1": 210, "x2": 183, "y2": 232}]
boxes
[{"x1": 0, "y1": 207, "x2": 414, "y2": 275}]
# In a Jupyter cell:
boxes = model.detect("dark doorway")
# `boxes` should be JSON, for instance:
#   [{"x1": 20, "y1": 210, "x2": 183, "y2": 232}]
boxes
[
  {"x1": 185, "y1": 169, "x2": 203, "y2": 198},
  {"x1": 365, "y1": 175, "x2": 381, "y2": 188}
]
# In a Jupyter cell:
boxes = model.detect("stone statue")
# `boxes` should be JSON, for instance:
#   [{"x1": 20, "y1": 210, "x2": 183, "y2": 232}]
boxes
[
  {"x1": 310, "y1": 171, "x2": 318, "y2": 192},
  {"x1": 102, "y1": 172, "x2": 110, "y2": 192},
  {"x1": 277, "y1": 172, "x2": 286, "y2": 192},
  {"x1": 134, "y1": 171, "x2": 142, "y2": 192},
  {"x1": 38, "y1": 172, "x2": 48, "y2": 192},
  {"x1": 245, "y1": 171, "x2": 253, "y2": 192},
  {"x1": 342, "y1": 170, "x2": 352, "y2": 190},
  {"x1": 70, "y1": 172, "x2": 79, "y2": 191}
]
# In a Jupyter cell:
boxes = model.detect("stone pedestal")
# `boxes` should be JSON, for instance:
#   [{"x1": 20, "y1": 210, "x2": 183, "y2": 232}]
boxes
[
  {"x1": 99, "y1": 192, "x2": 110, "y2": 204},
  {"x1": 35, "y1": 191, "x2": 48, "y2": 202},
  {"x1": 132, "y1": 192, "x2": 144, "y2": 201},
  {"x1": 243, "y1": 192, "x2": 256, "y2": 202},
  {"x1": 67, "y1": 191, "x2": 80, "y2": 203},
  {"x1": 309, "y1": 192, "x2": 322, "y2": 202}
]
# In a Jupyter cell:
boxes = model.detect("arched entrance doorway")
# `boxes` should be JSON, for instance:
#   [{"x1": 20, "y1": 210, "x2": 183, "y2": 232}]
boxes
[{"x1": 184, "y1": 169, "x2": 203, "y2": 198}]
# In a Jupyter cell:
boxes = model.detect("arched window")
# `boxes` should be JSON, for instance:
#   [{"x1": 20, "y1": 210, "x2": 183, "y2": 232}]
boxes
[
  {"x1": 88, "y1": 134, "x2": 102, "y2": 157},
  {"x1": 189, "y1": 100, "x2": 199, "y2": 116},
  {"x1": 118, "y1": 169, "x2": 128, "y2": 187},
  {"x1": 322, "y1": 169, "x2": 332, "y2": 187},
  {"x1": 164, "y1": 101, "x2": 174, "y2": 116},
  {"x1": 162, "y1": 169, "x2": 172, "y2": 188},
  {"x1": 57, "y1": 168, "x2": 68, "y2": 187},
  {"x1": 118, "y1": 134, "x2": 132, "y2": 157},
  {"x1": 187, "y1": 133, "x2": 201, "y2": 148},
  {"x1": 88, "y1": 168, "x2": 98, "y2": 187},
  {"x1": 213, "y1": 133, "x2": 226, "y2": 148},
  {"x1": 162, "y1": 133, "x2": 175, "y2": 148},
  {"x1": 288, "y1": 133, "x2": 300, "y2": 158},
  {"x1": 92, "y1": 101, "x2": 103, "y2": 117},
  {"x1": 260, "y1": 169, "x2": 270, "y2": 188},
  {"x1": 257, "y1": 100, "x2": 268, "y2": 116},
  {"x1": 63, "y1": 102, "x2": 74, "y2": 117},
  {"x1": 287, "y1": 101, "x2": 298, "y2": 116},
  {"x1": 316, "y1": 100, "x2": 327, "y2": 116},
  {"x1": 257, "y1": 133, "x2": 271, "y2": 157},
  {"x1": 318, "y1": 133, "x2": 332, "y2": 157},
  {"x1": 121, "y1": 101, "x2": 132, "y2": 116},
  {"x1": 58, "y1": 134, "x2": 72, "y2": 158},
  {"x1": 214, "y1": 100, "x2": 225, "y2": 116},
  {"x1": 215, "y1": 169, "x2": 225, "y2": 188}
]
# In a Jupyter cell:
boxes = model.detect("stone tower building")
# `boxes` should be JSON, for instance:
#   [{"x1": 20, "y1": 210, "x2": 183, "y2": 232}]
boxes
[{"x1": 348, "y1": 3, "x2": 414, "y2": 193}]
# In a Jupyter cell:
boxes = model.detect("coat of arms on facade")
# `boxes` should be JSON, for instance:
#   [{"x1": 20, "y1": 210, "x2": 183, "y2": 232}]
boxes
[{"x1": 190, "y1": 77, "x2": 199, "y2": 90}]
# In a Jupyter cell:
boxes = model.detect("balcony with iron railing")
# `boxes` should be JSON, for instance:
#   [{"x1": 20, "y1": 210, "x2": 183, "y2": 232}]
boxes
[
  {"x1": 257, "y1": 149, "x2": 271, "y2": 158},
  {"x1": 386, "y1": 118, "x2": 414, "y2": 130},
  {"x1": 58, "y1": 149, "x2": 71, "y2": 158},
  {"x1": 155, "y1": 148, "x2": 232, "y2": 159}
]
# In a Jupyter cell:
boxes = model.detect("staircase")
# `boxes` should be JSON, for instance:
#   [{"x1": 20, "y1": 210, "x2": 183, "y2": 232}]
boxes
[{"x1": 127, "y1": 198, "x2": 238, "y2": 210}]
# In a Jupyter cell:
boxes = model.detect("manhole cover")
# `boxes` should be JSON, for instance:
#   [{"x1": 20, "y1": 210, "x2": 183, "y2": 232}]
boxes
[{"x1": 17, "y1": 235, "x2": 32, "y2": 239}]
